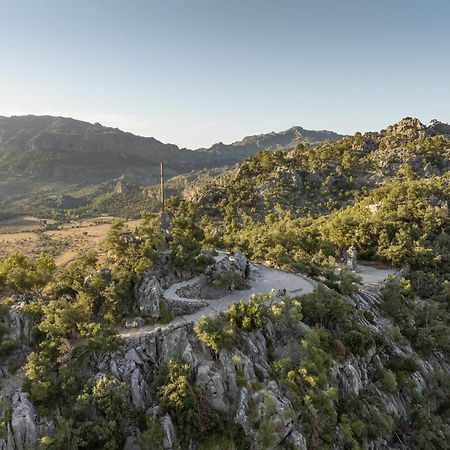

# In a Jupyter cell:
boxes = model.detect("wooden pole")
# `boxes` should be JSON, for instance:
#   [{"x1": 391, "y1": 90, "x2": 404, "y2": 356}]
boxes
[{"x1": 160, "y1": 161, "x2": 165, "y2": 210}]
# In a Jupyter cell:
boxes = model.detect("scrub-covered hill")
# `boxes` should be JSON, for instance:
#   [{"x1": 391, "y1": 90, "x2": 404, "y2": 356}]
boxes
[
  {"x1": 0, "y1": 117, "x2": 448, "y2": 450},
  {"x1": 0, "y1": 115, "x2": 342, "y2": 203}
]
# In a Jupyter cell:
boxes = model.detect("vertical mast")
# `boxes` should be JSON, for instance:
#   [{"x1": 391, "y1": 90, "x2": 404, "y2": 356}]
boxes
[{"x1": 160, "y1": 161, "x2": 165, "y2": 210}]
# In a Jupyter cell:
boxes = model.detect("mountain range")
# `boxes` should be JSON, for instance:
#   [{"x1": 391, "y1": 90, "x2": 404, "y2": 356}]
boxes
[{"x1": 0, "y1": 115, "x2": 343, "y2": 200}]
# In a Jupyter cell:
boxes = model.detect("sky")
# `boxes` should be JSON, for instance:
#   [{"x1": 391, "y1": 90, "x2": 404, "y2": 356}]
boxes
[{"x1": 0, "y1": 0, "x2": 449, "y2": 148}]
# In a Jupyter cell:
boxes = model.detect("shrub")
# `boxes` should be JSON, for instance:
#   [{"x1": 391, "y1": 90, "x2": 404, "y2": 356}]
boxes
[
  {"x1": 342, "y1": 327, "x2": 374, "y2": 356},
  {"x1": 301, "y1": 285, "x2": 375, "y2": 355},
  {"x1": 281, "y1": 328, "x2": 338, "y2": 447},
  {"x1": 226, "y1": 294, "x2": 268, "y2": 331},
  {"x1": 0, "y1": 252, "x2": 56, "y2": 294},
  {"x1": 194, "y1": 316, "x2": 234, "y2": 352},
  {"x1": 156, "y1": 358, "x2": 202, "y2": 444},
  {"x1": 378, "y1": 369, "x2": 398, "y2": 393},
  {"x1": 159, "y1": 300, "x2": 174, "y2": 324},
  {"x1": 139, "y1": 416, "x2": 164, "y2": 449},
  {"x1": 338, "y1": 268, "x2": 362, "y2": 295}
]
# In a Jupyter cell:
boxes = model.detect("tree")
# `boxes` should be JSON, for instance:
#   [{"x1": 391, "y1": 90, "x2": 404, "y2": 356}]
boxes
[{"x1": 0, "y1": 252, "x2": 56, "y2": 294}]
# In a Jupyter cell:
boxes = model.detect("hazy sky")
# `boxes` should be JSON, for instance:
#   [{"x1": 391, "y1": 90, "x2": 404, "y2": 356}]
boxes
[{"x1": 0, "y1": 0, "x2": 449, "y2": 148}]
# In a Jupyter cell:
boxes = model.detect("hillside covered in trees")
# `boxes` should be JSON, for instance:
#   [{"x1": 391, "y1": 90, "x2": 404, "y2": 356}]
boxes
[{"x1": 0, "y1": 117, "x2": 449, "y2": 450}]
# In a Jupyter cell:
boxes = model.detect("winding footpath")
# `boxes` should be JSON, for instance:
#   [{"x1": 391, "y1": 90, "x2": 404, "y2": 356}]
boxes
[
  {"x1": 120, "y1": 263, "x2": 316, "y2": 338},
  {"x1": 120, "y1": 260, "x2": 394, "y2": 339}
]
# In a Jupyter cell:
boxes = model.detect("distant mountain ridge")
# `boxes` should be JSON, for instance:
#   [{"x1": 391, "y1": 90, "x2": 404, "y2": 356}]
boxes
[
  {"x1": 198, "y1": 125, "x2": 344, "y2": 163},
  {"x1": 0, "y1": 115, "x2": 343, "y2": 200},
  {"x1": 202, "y1": 125, "x2": 342, "y2": 151}
]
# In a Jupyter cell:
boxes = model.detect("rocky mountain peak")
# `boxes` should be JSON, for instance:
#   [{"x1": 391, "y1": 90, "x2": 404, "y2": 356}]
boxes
[
  {"x1": 386, "y1": 117, "x2": 426, "y2": 139},
  {"x1": 428, "y1": 119, "x2": 450, "y2": 136}
]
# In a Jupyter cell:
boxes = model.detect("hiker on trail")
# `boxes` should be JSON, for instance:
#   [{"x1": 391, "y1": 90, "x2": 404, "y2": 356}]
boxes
[
  {"x1": 275, "y1": 288, "x2": 287, "y2": 298},
  {"x1": 244, "y1": 260, "x2": 251, "y2": 280},
  {"x1": 347, "y1": 245, "x2": 358, "y2": 272}
]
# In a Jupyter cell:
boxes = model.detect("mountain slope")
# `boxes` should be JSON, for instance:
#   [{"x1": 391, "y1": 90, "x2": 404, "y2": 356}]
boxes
[
  {"x1": 197, "y1": 125, "x2": 344, "y2": 164},
  {"x1": 0, "y1": 115, "x2": 343, "y2": 201},
  {"x1": 0, "y1": 115, "x2": 199, "y2": 199},
  {"x1": 186, "y1": 117, "x2": 450, "y2": 220}
]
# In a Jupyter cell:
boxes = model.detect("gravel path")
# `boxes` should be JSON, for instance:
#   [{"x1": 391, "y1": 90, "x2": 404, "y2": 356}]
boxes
[
  {"x1": 120, "y1": 263, "x2": 316, "y2": 338},
  {"x1": 119, "y1": 258, "x2": 395, "y2": 339},
  {"x1": 356, "y1": 263, "x2": 396, "y2": 285}
]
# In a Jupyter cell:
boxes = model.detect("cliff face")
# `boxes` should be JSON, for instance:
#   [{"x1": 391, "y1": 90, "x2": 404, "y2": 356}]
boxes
[
  {"x1": 0, "y1": 115, "x2": 343, "y2": 201},
  {"x1": 1, "y1": 282, "x2": 448, "y2": 450},
  {"x1": 0, "y1": 116, "x2": 199, "y2": 199}
]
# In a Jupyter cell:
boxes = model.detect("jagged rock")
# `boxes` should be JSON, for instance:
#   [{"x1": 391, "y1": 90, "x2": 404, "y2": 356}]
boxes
[
  {"x1": 139, "y1": 334, "x2": 158, "y2": 364},
  {"x1": 130, "y1": 369, "x2": 150, "y2": 410},
  {"x1": 109, "y1": 355, "x2": 137, "y2": 381},
  {"x1": 218, "y1": 349, "x2": 238, "y2": 391},
  {"x1": 235, "y1": 388, "x2": 251, "y2": 434},
  {"x1": 160, "y1": 415, "x2": 179, "y2": 449},
  {"x1": 208, "y1": 252, "x2": 250, "y2": 290},
  {"x1": 7, "y1": 306, "x2": 23, "y2": 341},
  {"x1": 232, "y1": 251, "x2": 248, "y2": 273},
  {"x1": 160, "y1": 326, "x2": 189, "y2": 361},
  {"x1": 332, "y1": 359, "x2": 365, "y2": 395},
  {"x1": 9, "y1": 391, "x2": 37, "y2": 450},
  {"x1": 7, "y1": 303, "x2": 32, "y2": 343},
  {"x1": 134, "y1": 274, "x2": 163, "y2": 318},
  {"x1": 123, "y1": 435, "x2": 140, "y2": 450},
  {"x1": 251, "y1": 382, "x2": 295, "y2": 448},
  {"x1": 285, "y1": 429, "x2": 308, "y2": 450},
  {"x1": 196, "y1": 364, "x2": 227, "y2": 411},
  {"x1": 109, "y1": 359, "x2": 120, "y2": 380},
  {"x1": 125, "y1": 348, "x2": 144, "y2": 365},
  {"x1": 181, "y1": 342, "x2": 198, "y2": 368}
]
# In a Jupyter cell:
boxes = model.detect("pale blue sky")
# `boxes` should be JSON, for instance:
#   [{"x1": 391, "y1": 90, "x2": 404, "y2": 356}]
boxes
[{"x1": 0, "y1": 0, "x2": 448, "y2": 148}]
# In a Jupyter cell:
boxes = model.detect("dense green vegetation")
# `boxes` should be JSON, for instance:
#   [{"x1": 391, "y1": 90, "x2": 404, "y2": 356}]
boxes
[
  {"x1": 194, "y1": 285, "x2": 449, "y2": 449},
  {"x1": 0, "y1": 252, "x2": 56, "y2": 294},
  {"x1": 188, "y1": 119, "x2": 450, "y2": 448},
  {"x1": 0, "y1": 118, "x2": 449, "y2": 449},
  {"x1": 0, "y1": 206, "x2": 214, "y2": 449}
]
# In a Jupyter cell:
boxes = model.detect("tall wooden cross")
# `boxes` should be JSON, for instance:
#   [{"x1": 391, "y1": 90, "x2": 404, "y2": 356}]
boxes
[{"x1": 160, "y1": 161, "x2": 165, "y2": 210}]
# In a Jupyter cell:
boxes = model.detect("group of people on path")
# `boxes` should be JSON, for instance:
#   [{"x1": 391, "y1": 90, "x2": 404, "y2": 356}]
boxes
[{"x1": 275, "y1": 288, "x2": 287, "y2": 298}]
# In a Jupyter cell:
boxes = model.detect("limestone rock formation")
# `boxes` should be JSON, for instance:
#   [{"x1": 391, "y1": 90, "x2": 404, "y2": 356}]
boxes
[
  {"x1": 1, "y1": 272, "x2": 448, "y2": 449},
  {"x1": 134, "y1": 274, "x2": 164, "y2": 318},
  {"x1": 7, "y1": 391, "x2": 37, "y2": 450}
]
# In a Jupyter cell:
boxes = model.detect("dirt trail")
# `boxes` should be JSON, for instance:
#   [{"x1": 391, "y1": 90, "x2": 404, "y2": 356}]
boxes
[
  {"x1": 120, "y1": 264, "x2": 316, "y2": 338},
  {"x1": 356, "y1": 263, "x2": 396, "y2": 285},
  {"x1": 120, "y1": 259, "x2": 396, "y2": 339}
]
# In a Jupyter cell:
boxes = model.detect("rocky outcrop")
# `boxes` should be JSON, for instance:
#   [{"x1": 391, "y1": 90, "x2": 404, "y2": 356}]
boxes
[
  {"x1": 1, "y1": 391, "x2": 38, "y2": 450},
  {"x1": 160, "y1": 414, "x2": 179, "y2": 449},
  {"x1": 134, "y1": 274, "x2": 164, "y2": 319},
  {"x1": 92, "y1": 320, "x2": 310, "y2": 450},
  {"x1": 168, "y1": 252, "x2": 251, "y2": 303},
  {"x1": 206, "y1": 251, "x2": 251, "y2": 291},
  {"x1": 5, "y1": 302, "x2": 32, "y2": 345},
  {"x1": 2, "y1": 275, "x2": 449, "y2": 449}
]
